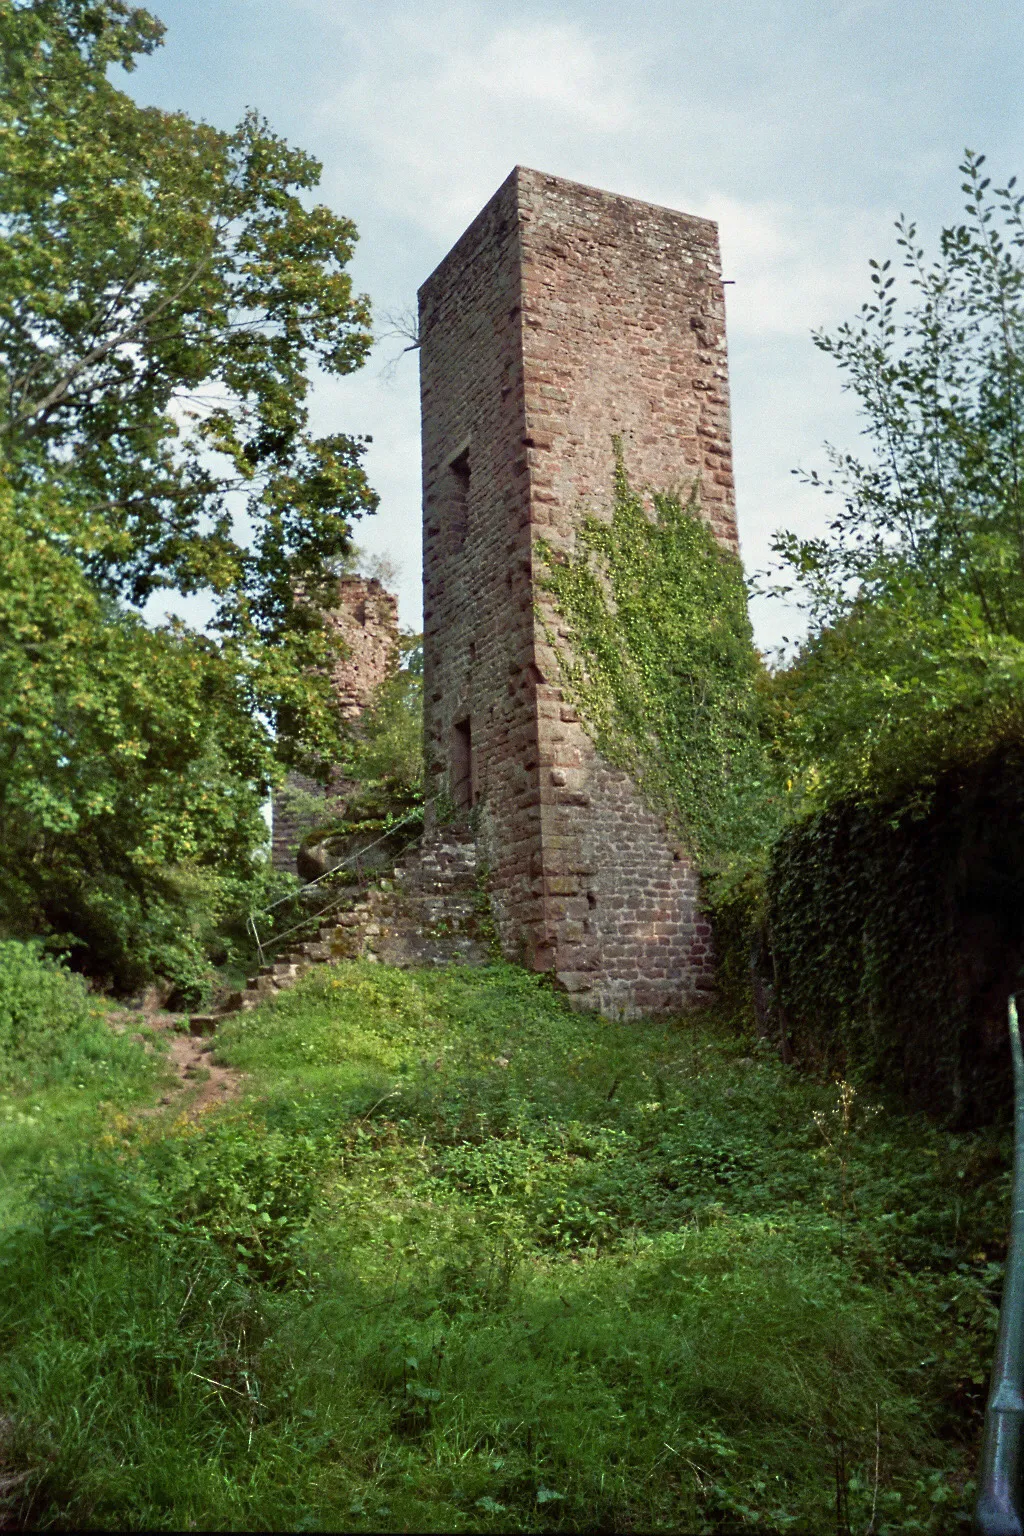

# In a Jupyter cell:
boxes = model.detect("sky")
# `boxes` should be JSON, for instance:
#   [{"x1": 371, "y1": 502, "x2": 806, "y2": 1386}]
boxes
[{"x1": 127, "y1": 0, "x2": 1024, "y2": 651}]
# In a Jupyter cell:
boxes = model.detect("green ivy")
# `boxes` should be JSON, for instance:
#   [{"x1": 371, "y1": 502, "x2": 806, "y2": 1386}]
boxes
[
  {"x1": 761, "y1": 745, "x2": 1024, "y2": 1122},
  {"x1": 538, "y1": 449, "x2": 783, "y2": 894}
]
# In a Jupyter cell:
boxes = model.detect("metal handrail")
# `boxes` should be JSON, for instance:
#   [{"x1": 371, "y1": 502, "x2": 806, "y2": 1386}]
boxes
[
  {"x1": 246, "y1": 802, "x2": 429, "y2": 966},
  {"x1": 976, "y1": 993, "x2": 1024, "y2": 1535}
]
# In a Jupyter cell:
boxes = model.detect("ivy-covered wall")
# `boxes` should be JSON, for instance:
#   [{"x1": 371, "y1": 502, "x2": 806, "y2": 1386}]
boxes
[
  {"x1": 538, "y1": 456, "x2": 1024, "y2": 1123},
  {"x1": 755, "y1": 746, "x2": 1024, "y2": 1124}
]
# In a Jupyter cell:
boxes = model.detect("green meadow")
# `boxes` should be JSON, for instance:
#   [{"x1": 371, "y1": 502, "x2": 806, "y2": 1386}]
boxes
[{"x1": 0, "y1": 951, "x2": 1006, "y2": 1530}]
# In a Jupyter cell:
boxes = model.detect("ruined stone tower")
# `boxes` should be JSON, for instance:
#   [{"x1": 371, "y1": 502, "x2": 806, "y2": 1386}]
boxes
[
  {"x1": 271, "y1": 575, "x2": 398, "y2": 872},
  {"x1": 419, "y1": 167, "x2": 738, "y2": 1014}
]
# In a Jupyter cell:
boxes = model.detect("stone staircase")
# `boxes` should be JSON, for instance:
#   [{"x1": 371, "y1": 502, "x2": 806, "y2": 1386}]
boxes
[{"x1": 190, "y1": 829, "x2": 492, "y2": 1034}]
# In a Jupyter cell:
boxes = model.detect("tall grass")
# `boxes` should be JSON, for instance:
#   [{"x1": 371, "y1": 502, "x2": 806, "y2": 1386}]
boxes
[
  {"x1": 0, "y1": 940, "x2": 168, "y2": 1230},
  {"x1": 0, "y1": 939, "x2": 161, "y2": 1095},
  {"x1": 0, "y1": 960, "x2": 1005, "y2": 1530}
]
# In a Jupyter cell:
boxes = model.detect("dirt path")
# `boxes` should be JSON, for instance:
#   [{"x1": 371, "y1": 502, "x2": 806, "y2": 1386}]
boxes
[{"x1": 107, "y1": 1007, "x2": 245, "y2": 1117}]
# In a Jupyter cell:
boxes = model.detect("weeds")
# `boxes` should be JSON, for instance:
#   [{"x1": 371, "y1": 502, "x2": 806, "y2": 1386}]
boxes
[{"x1": 0, "y1": 959, "x2": 1005, "y2": 1530}]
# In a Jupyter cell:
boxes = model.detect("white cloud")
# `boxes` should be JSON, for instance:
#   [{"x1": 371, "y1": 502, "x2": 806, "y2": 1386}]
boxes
[
  {"x1": 707, "y1": 196, "x2": 896, "y2": 339},
  {"x1": 445, "y1": 22, "x2": 635, "y2": 129},
  {"x1": 311, "y1": 9, "x2": 641, "y2": 238}
]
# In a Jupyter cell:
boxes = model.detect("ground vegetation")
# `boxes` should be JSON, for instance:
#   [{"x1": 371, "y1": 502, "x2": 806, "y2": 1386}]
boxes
[{"x1": 0, "y1": 955, "x2": 1001, "y2": 1531}]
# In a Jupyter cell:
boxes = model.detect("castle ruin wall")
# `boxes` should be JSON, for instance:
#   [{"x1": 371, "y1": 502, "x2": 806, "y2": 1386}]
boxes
[{"x1": 271, "y1": 576, "x2": 398, "y2": 872}]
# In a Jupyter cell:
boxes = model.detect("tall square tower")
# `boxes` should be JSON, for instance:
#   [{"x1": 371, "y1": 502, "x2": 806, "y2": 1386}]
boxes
[{"x1": 418, "y1": 167, "x2": 738, "y2": 1015}]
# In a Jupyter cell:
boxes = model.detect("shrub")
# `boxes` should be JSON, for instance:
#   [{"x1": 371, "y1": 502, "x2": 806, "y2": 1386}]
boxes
[
  {"x1": 0, "y1": 940, "x2": 143, "y2": 1091},
  {"x1": 756, "y1": 745, "x2": 1024, "y2": 1122}
]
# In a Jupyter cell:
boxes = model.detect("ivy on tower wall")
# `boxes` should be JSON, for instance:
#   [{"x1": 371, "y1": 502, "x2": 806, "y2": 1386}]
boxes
[{"x1": 538, "y1": 452, "x2": 782, "y2": 895}]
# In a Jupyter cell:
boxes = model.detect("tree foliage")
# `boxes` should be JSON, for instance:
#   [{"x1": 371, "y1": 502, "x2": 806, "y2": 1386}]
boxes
[
  {"x1": 0, "y1": 1, "x2": 382, "y2": 988},
  {"x1": 0, "y1": 477, "x2": 280, "y2": 994},
  {"x1": 0, "y1": 0, "x2": 377, "y2": 686},
  {"x1": 773, "y1": 151, "x2": 1024, "y2": 637},
  {"x1": 768, "y1": 589, "x2": 1024, "y2": 808},
  {"x1": 768, "y1": 152, "x2": 1024, "y2": 811}
]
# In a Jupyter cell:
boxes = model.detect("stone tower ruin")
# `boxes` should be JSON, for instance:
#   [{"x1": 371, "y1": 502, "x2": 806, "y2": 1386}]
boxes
[
  {"x1": 271, "y1": 575, "x2": 399, "y2": 872},
  {"x1": 419, "y1": 167, "x2": 739, "y2": 1016}
]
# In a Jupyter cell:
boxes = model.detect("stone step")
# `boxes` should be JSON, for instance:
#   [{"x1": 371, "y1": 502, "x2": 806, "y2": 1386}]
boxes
[
  {"x1": 189, "y1": 1014, "x2": 221, "y2": 1036},
  {"x1": 196, "y1": 832, "x2": 490, "y2": 1029},
  {"x1": 333, "y1": 911, "x2": 364, "y2": 928},
  {"x1": 246, "y1": 973, "x2": 278, "y2": 998}
]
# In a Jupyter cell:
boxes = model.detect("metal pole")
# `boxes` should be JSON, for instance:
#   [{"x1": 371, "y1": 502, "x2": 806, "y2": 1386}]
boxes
[
  {"x1": 976, "y1": 994, "x2": 1024, "y2": 1535},
  {"x1": 247, "y1": 914, "x2": 265, "y2": 969}
]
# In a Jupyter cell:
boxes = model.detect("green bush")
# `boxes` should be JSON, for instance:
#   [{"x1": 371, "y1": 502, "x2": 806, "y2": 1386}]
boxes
[{"x1": 0, "y1": 940, "x2": 146, "y2": 1091}]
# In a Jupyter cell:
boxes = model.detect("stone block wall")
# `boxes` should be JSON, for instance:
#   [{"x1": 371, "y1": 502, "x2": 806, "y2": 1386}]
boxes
[
  {"x1": 326, "y1": 577, "x2": 399, "y2": 721},
  {"x1": 270, "y1": 576, "x2": 399, "y2": 872},
  {"x1": 418, "y1": 167, "x2": 738, "y2": 1014}
]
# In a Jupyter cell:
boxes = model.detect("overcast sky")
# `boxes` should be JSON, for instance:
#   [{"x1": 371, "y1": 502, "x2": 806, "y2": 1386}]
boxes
[{"x1": 127, "y1": 0, "x2": 1023, "y2": 650}]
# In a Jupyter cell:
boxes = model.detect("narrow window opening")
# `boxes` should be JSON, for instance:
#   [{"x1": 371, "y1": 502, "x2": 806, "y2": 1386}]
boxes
[
  {"x1": 447, "y1": 448, "x2": 470, "y2": 553},
  {"x1": 451, "y1": 717, "x2": 473, "y2": 809}
]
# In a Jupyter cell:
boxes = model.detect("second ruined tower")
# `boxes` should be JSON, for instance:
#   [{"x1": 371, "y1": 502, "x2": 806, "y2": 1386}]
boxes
[{"x1": 419, "y1": 167, "x2": 738, "y2": 1014}]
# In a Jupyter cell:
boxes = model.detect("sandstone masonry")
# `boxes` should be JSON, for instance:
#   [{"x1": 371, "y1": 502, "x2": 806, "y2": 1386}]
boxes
[
  {"x1": 419, "y1": 167, "x2": 739, "y2": 1015},
  {"x1": 271, "y1": 575, "x2": 399, "y2": 872}
]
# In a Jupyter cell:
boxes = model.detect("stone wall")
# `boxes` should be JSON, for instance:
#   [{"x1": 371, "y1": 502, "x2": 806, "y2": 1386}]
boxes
[
  {"x1": 270, "y1": 576, "x2": 399, "y2": 872},
  {"x1": 325, "y1": 577, "x2": 399, "y2": 720},
  {"x1": 418, "y1": 166, "x2": 738, "y2": 1014}
]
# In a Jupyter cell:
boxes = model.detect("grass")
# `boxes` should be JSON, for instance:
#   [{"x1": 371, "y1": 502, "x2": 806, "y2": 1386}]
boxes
[
  {"x1": 0, "y1": 956, "x2": 1010, "y2": 1531},
  {"x1": 0, "y1": 941, "x2": 172, "y2": 1232}
]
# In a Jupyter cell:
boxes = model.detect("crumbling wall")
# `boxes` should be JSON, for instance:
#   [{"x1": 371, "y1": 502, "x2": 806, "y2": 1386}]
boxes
[{"x1": 270, "y1": 577, "x2": 399, "y2": 872}]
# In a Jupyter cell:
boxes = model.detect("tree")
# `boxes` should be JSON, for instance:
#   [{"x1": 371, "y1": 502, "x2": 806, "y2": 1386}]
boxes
[
  {"x1": 0, "y1": 1, "x2": 383, "y2": 988},
  {"x1": 768, "y1": 153, "x2": 1024, "y2": 807},
  {"x1": 0, "y1": 476, "x2": 279, "y2": 995},
  {"x1": 0, "y1": 0, "x2": 378, "y2": 774},
  {"x1": 772, "y1": 151, "x2": 1024, "y2": 639}
]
